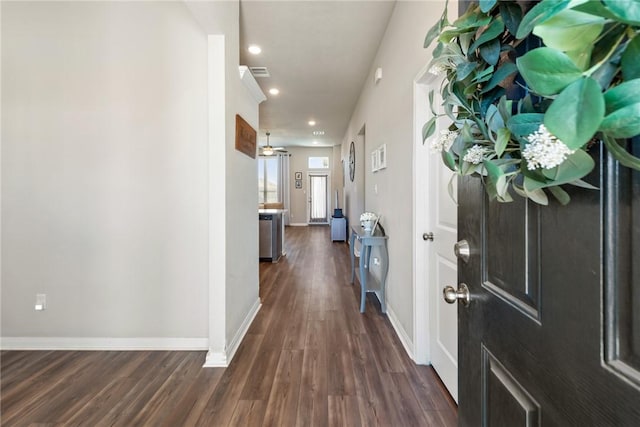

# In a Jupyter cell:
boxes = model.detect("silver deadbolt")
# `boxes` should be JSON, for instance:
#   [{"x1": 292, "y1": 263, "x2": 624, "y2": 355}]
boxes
[
  {"x1": 454, "y1": 239, "x2": 470, "y2": 263},
  {"x1": 443, "y1": 283, "x2": 470, "y2": 306},
  {"x1": 423, "y1": 232, "x2": 434, "y2": 241}
]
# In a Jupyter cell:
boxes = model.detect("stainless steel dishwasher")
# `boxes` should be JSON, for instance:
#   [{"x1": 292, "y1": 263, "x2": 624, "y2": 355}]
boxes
[{"x1": 259, "y1": 213, "x2": 281, "y2": 262}]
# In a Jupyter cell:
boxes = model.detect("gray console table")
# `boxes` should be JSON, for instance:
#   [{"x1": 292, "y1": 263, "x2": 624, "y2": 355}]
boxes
[{"x1": 349, "y1": 225, "x2": 389, "y2": 313}]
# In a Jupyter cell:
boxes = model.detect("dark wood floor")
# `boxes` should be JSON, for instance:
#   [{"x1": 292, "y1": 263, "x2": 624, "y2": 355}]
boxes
[{"x1": 1, "y1": 225, "x2": 457, "y2": 426}]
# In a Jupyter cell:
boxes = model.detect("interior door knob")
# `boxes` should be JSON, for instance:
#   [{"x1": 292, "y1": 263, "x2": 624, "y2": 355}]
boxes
[
  {"x1": 423, "y1": 232, "x2": 434, "y2": 241},
  {"x1": 443, "y1": 283, "x2": 470, "y2": 306}
]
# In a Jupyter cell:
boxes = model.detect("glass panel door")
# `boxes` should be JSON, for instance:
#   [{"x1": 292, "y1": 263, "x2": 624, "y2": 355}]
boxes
[{"x1": 309, "y1": 174, "x2": 328, "y2": 223}]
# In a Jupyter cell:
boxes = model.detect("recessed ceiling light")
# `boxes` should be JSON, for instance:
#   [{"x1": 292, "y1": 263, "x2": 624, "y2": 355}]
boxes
[
  {"x1": 313, "y1": 131, "x2": 325, "y2": 136},
  {"x1": 248, "y1": 45, "x2": 262, "y2": 55},
  {"x1": 269, "y1": 88, "x2": 280, "y2": 95},
  {"x1": 308, "y1": 120, "x2": 316, "y2": 126}
]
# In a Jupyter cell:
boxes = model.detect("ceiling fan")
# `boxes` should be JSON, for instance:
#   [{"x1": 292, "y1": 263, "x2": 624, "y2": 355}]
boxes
[{"x1": 260, "y1": 132, "x2": 287, "y2": 155}]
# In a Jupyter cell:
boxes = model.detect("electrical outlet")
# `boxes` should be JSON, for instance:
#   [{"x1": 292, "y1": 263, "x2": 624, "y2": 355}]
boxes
[{"x1": 35, "y1": 294, "x2": 46, "y2": 311}]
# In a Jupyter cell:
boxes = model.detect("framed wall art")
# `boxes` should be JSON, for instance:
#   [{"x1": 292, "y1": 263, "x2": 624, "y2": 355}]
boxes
[
  {"x1": 235, "y1": 114, "x2": 257, "y2": 158},
  {"x1": 378, "y1": 144, "x2": 387, "y2": 170}
]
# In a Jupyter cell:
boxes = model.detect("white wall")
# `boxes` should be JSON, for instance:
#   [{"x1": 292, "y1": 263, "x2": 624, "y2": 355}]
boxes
[
  {"x1": 287, "y1": 146, "x2": 334, "y2": 224},
  {"x1": 223, "y1": 13, "x2": 261, "y2": 356},
  {"x1": 343, "y1": 133, "x2": 366, "y2": 222},
  {"x1": 1, "y1": 2, "x2": 209, "y2": 342},
  {"x1": 341, "y1": 0, "x2": 446, "y2": 346},
  {"x1": 185, "y1": 0, "x2": 262, "y2": 364},
  {"x1": 1, "y1": 1, "x2": 262, "y2": 360}
]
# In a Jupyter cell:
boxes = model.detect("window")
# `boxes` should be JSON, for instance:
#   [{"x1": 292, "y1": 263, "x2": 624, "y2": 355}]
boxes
[
  {"x1": 308, "y1": 156, "x2": 329, "y2": 169},
  {"x1": 258, "y1": 157, "x2": 279, "y2": 203}
]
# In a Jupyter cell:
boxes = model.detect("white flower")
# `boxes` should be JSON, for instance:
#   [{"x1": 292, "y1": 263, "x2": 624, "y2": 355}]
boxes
[
  {"x1": 428, "y1": 63, "x2": 447, "y2": 76},
  {"x1": 431, "y1": 129, "x2": 458, "y2": 153},
  {"x1": 463, "y1": 144, "x2": 487, "y2": 164},
  {"x1": 360, "y1": 212, "x2": 377, "y2": 222},
  {"x1": 522, "y1": 124, "x2": 575, "y2": 170}
]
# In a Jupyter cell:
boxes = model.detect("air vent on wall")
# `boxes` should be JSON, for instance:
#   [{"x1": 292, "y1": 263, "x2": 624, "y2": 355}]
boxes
[{"x1": 249, "y1": 67, "x2": 271, "y2": 78}]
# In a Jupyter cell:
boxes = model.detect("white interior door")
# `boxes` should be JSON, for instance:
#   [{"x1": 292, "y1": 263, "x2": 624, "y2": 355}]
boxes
[
  {"x1": 427, "y1": 148, "x2": 458, "y2": 402},
  {"x1": 413, "y1": 69, "x2": 458, "y2": 403}
]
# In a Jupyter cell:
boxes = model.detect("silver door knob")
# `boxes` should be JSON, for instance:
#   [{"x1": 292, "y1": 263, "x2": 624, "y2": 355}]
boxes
[
  {"x1": 423, "y1": 232, "x2": 434, "y2": 241},
  {"x1": 443, "y1": 283, "x2": 470, "y2": 306},
  {"x1": 454, "y1": 239, "x2": 470, "y2": 263}
]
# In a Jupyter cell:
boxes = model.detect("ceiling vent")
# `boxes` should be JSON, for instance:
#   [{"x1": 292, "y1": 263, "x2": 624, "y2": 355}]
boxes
[{"x1": 249, "y1": 67, "x2": 271, "y2": 78}]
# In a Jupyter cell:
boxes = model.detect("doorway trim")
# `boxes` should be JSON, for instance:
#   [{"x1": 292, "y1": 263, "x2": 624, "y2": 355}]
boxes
[
  {"x1": 307, "y1": 172, "x2": 331, "y2": 224},
  {"x1": 205, "y1": 34, "x2": 228, "y2": 367}
]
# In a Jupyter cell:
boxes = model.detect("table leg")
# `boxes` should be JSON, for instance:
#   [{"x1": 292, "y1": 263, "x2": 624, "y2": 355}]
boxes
[
  {"x1": 380, "y1": 243, "x2": 389, "y2": 313},
  {"x1": 350, "y1": 232, "x2": 356, "y2": 284},
  {"x1": 359, "y1": 246, "x2": 367, "y2": 313}
]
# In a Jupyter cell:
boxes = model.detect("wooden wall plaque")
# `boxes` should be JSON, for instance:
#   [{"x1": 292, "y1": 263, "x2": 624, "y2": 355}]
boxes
[{"x1": 235, "y1": 114, "x2": 257, "y2": 159}]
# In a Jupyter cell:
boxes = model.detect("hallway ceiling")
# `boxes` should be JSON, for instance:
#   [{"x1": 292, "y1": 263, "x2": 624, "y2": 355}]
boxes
[{"x1": 239, "y1": 0, "x2": 396, "y2": 149}]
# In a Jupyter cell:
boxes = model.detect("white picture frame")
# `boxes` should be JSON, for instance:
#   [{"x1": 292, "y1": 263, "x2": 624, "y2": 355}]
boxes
[
  {"x1": 378, "y1": 144, "x2": 387, "y2": 170},
  {"x1": 371, "y1": 150, "x2": 379, "y2": 172}
]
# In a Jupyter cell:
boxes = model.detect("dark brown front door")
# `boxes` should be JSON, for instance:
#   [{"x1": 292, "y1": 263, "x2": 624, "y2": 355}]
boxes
[{"x1": 455, "y1": 144, "x2": 640, "y2": 425}]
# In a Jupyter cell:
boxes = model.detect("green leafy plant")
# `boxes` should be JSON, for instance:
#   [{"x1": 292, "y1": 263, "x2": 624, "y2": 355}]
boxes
[{"x1": 424, "y1": 0, "x2": 640, "y2": 205}]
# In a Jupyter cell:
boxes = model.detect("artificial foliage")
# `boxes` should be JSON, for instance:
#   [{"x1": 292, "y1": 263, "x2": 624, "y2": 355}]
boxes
[{"x1": 424, "y1": 0, "x2": 640, "y2": 205}]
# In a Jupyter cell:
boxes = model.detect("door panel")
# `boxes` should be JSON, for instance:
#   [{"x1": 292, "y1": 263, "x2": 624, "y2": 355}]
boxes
[
  {"x1": 604, "y1": 147, "x2": 640, "y2": 387},
  {"x1": 437, "y1": 165, "x2": 457, "y2": 230},
  {"x1": 436, "y1": 255, "x2": 458, "y2": 363},
  {"x1": 482, "y1": 345, "x2": 540, "y2": 427},
  {"x1": 458, "y1": 146, "x2": 640, "y2": 425},
  {"x1": 483, "y1": 198, "x2": 541, "y2": 320}
]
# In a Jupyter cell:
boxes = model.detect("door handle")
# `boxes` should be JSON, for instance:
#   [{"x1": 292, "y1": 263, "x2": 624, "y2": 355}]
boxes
[
  {"x1": 423, "y1": 232, "x2": 434, "y2": 241},
  {"x1": 454, "y1": 239, "x2": 470, "y2": 263},
  {"x1": 443, "y1": 283, "x2": 470, "y2": 306}
]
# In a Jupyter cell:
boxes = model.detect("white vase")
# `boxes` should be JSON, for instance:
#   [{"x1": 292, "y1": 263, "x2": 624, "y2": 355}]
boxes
[{"x1": 362, "y1": 219, "x2": 375, "y2": 232}]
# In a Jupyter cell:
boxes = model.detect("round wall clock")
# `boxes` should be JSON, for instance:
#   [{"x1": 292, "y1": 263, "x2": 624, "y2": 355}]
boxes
[{"x1": 349, "y1": 141, "x2": 355, "y2": 182}]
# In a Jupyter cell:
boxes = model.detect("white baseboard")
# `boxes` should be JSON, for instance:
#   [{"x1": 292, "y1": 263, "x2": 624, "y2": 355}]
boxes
[
  {"x1": 203, "y1": 298, "x2": 261, "y2": 368},
  {"x1": 288, "y1": 223, "x2": 308, "y2": 227},
  {"x1": 386, "y1": 303, "x2": 415, "y2": 360},
  {"x1": 203, "y1": 350, "x2": 227, "y2": 367},
  {"x1": 0, "y1": 337, "x2": 208, "y2": 351},
  {"x1": 226, "y1": 298, "x2": 261, "y2": 363}
]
